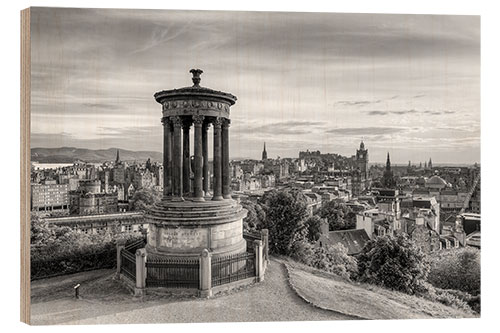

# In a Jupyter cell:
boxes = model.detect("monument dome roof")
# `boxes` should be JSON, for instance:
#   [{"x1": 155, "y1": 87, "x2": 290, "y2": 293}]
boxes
[{"x1": 154, "y1": 69, "x2": 237, "y2": 105}]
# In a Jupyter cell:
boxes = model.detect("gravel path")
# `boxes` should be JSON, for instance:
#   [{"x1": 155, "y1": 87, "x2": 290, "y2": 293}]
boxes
[{"x1": 31, "y1": 260, "x2": 352, "y2": 325}]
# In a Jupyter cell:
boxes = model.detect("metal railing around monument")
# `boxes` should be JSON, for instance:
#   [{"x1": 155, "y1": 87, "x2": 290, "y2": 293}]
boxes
[
  {"x1": 120, "y1": 249, "x2": 136, "y2": 282},
  {"x1": 211, "y1": 252, "x2": 256, "y2": 287},
  {"x1": 119, "y1": 238, "x2": 145, "y2": 282},
  {"x1": 243, "y1": 229, "x2": 269, "y2": 263},
  {"x1": 145, "y1": 256, "x2": 200, "y2": 289}
]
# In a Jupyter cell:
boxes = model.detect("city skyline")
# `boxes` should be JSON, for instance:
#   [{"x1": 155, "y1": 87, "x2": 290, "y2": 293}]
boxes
[{"x1": 31, "y1": 8, "x2": 480, "y2": 164}]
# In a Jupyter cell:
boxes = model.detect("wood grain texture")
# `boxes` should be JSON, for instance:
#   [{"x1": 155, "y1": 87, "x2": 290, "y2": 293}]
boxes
[{"x1": 20, "y1": 7, "x2": 31, "y2": 325}]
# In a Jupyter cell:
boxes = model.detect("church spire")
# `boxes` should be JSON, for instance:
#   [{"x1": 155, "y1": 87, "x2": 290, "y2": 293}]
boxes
[
  {"x1": 262, "y1": 142, "x2": 268, "y2": 160},
  {"x1": 386, "y1": 152, "x2": 391, "y2": 170}
]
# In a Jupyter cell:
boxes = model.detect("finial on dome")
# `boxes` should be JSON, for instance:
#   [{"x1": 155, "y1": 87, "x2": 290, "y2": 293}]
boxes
[{"x1": 190, "y1": 69, "x2": 203, "y2": 87}]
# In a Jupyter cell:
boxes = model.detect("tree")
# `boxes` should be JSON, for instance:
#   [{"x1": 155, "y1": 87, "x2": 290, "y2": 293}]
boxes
[
  {"x1": 258, "y1": 189, "x2": 309, "y2": 255},
  {"x1": 304, "y1": 215, "x2": 323, "y2": 242},
  {"x1": 357, "y1": 234, "x2": 430, "y2": 294},
  {"x1": 129, "y1": 188, "x2": 161, "y2": 211},
  {"x1": 320, "y1": 200, "x2": 355, "y2": 231},
  {"x1": 241, "y1": 200, "x2": 266, "y2": 232}
]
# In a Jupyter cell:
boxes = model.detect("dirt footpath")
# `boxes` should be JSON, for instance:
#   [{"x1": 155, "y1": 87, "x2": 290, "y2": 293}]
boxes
[{"x1": 31, "y1": 260, "x2": 352, "y2": 325}]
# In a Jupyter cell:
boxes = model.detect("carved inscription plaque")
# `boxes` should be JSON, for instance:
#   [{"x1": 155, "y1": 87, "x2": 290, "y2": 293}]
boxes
[{"x1": 160, "y1": 228, "x2": 208, "y2": 249}]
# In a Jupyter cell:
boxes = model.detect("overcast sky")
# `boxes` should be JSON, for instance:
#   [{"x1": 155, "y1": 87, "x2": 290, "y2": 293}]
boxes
[{"x1": 30, "y1": 8, "x2": 480, "y2": 164}]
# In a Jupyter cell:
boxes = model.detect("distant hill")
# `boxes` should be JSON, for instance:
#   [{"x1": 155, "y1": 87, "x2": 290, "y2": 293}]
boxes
[{"x1": 31, "y1": 147, "x2": 162, "y2": 163}]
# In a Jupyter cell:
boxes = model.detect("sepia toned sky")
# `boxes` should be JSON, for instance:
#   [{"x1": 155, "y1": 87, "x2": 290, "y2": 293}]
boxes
[{"x1": 30, "y1": 7, "x2": 480, "y2": 164}]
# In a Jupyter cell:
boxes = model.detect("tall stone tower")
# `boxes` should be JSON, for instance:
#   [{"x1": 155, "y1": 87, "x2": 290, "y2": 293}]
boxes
[
  {"x1": 353, "y1": 141, "x2": 369, "y2": 196},
  {"x1": 355, "y1": 141, "x2": 368, "y2": 179},
  {"x1": 382, "y1": 152, "x2": 396, "y2": 188},
  {"x1": 146, "y1": 69, "x2": 247, "y2": 259},
  {"x1": 262, "y1": 142, "x2": 268, "y2": 161}
]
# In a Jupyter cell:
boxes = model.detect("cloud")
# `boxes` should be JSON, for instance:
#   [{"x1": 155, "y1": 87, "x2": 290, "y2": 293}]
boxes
[
  {"x1": 367, "y1": 111, "x2": 389, "y2": 115},
  {"x1": 82, "y1": 103, "x2": 122, "y2": 110},
  {"x1": 366, "y1": 109, "x2": 456, "y2": 116},
  {"x1": 236, "y1": 121, "x2": 324, "y2": 136},
  {"x1": 336, "y1": 99, "x2": 382, "y2": 106},
  {"x1": 335, "y1": 95, "x2": 399, "y2": 107},
  {"x1": 326, "y1": 127, "x2": 406, "y2": 136}
]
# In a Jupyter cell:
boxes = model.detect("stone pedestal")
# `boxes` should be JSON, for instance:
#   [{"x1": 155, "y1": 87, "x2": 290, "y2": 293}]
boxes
[{"x1": 146, "y1": 199, "x2": 247, "y2": 259}]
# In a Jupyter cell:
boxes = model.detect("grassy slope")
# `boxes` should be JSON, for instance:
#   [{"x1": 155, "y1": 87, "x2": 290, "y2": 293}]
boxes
[{"x1": 280, "y1": 257, "x2": 477, "y2": 320}]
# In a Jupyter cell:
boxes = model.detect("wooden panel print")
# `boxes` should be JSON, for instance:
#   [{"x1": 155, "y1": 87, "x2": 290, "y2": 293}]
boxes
[{"x1": 21, "y1": 6, "x2": 480, "y2": 326}]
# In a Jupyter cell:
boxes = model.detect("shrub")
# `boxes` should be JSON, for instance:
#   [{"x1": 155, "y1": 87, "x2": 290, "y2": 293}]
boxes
[
  {"x1": 289, "y1": 239, "x2": 315, "y2": 266},
  {"x1": 30, "y1": 214, "x2": 145, "y2": 280},
  {"x1": 427, "y1": 247, "x2": 480, "y2": 296},
  {"x1": 414, "y1": 281, "x2": 474, "y2": 313},
  {"x1": 357, "y1": 234, "x2": 430, "y2": 294},
  {"x1": 289, "y1": 239, "x2": 358, "y2": 280},
  {"x1": 310, "y1": 243, "x2": 358, "y2": 280},
  {"x1": 31, "y1": 246, "x2": 116, "y2": 280}
]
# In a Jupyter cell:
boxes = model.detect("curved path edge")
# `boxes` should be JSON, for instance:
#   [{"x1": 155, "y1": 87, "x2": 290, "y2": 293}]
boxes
[{"x1": 282, "y1": 262, "x2": 368, "y2": 320}]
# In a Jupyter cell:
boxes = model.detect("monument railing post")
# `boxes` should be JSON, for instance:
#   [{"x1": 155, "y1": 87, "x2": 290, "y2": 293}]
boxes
[
  {"x1": 115, "y1": 238, "x2": 127, "y2": 279},
  {"x1": 199, "y1": 249, "x2": 212, "y2": 298},
  {"x1": 254, "y1": 240, "x2": 264, "y2": 282},
  {"x1": 134, "y1": 248, "x2": 147, "y2": 297},
  {"x1": 261, "y1": 229, "x2": 269, "y2": 267}
]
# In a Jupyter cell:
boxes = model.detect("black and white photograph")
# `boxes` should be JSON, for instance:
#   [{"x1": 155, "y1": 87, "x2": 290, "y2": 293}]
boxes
[{"x1": 17, "y1": 4, "x2": 486, "y2": 328}]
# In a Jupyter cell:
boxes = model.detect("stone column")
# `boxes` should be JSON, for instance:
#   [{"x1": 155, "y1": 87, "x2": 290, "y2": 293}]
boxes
[
  {"x1": 134, "y1": 248, "x2": 147, "y2": 297},
  {"x1": 222, "y1": 118, "x2": 231, "y2": 199},
  {"x1": 193, "y1": 115, "x2": 205, "y2": 201},
  {"x1": 183, "y1": 122, "x2": 191, "y2": 196},
  {"x1": 162, "y1": 117, "x2": 172, "y2": 198},
  {"x1": 172, "y1": 116, "x2": 184, "y2": 201},
  {"x1": 202, "y1": 123, "x2": 210, "y2": 196},
  {"x1": 199, "y1": 249, "x2": 212, "y2": 298},
  {"x1": 212, "y1": 117, "x2": 223, "y2": 201}
]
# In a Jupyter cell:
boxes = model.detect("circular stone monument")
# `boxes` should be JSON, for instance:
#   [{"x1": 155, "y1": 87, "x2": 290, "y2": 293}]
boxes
[{"x1": 145, "y1": 69, "x2": 247, "y2": 259}]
